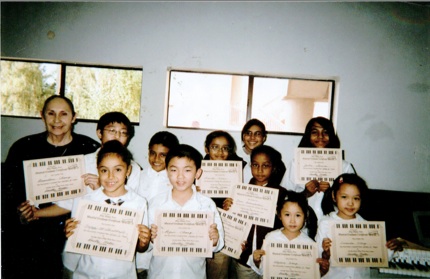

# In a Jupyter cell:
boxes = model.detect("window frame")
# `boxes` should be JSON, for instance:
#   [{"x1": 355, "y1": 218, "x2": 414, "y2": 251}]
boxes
[
  {"x1": 165, "y1": 68, "x2": 337, "y2": 135},
  {"x1": 1, "y1": 57, "x2": 143, "y2": 125}
]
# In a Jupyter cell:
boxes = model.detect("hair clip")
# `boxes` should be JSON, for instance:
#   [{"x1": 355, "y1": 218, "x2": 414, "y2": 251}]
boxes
[{"x1": 339, "y1": 176, "x2": 343, "y2": 184}]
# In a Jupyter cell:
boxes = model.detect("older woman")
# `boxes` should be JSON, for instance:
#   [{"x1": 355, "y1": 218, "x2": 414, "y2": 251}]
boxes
[{"x1": 2, "y1": 95, "x2": 100, "y2": 279}]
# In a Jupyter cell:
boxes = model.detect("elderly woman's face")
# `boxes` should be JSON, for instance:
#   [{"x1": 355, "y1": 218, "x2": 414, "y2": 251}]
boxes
[{"x1": 41, "y1": 98, "x2": 76, "y2": 137}]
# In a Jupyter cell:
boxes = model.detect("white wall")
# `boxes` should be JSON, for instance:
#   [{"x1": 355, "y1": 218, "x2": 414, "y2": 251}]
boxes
[{"x1": 1, "y1": 2, "x2": 429, "y2": 192}]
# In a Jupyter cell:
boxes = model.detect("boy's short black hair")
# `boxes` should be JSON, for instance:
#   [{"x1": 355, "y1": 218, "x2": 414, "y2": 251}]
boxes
[
  {"x1": 148, "y1": 131, "x2": 179, "y2": 150},
  {"x1": 96, "y1": 112, "x2": 135, "y2": 140},
  {"x1": 165, "y1": 144, "x2": 203, "y2": 170}
]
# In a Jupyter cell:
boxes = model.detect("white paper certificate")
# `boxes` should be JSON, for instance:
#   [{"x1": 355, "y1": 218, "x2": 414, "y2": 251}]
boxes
[
  {"x1": 196, "y1": 160, "x2": 242, "y2": 198},
  {"x1": 330, "y1": 221, "x2": 388, "y2": 267},
  {"x1": 23, "y1": 155, "x2": 86, "y2": 204},
  {"x1": 218, "y1": 208, "x2": 252, "y2": 259},
  {"x1": 65, "y1": 199, "x2": 144, "y2": 261},
  {"x1": 153, "y1": 210, "x2": 214, "y2": 257},
  {"x1": 263, "y1": 240, "x2": 320, "y2": 279},
  {"x1": 229, "y1": 184, "x2": 279, "y2": 228},
  {"x1": 295, "y1": 148, "x2": 342, "y2": 184}
]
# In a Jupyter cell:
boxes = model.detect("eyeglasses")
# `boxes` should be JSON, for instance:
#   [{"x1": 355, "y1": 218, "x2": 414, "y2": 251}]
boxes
[
  {"x1": 245, "y1": 131, "x2": 264, "y2": 138},
  {"x1": 104, "y1": 128, "x2": 129, "y2": 138},
  {"x1": 209, "y1": 145, "x2": 231, "y2": 153}
]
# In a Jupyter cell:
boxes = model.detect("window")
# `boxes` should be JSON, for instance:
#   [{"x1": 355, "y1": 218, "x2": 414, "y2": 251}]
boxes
[
  {"x1": 1, "y1": 58, "x2": 142, "y2": 123},
  {"x1": 166, "y1": 69, "x2": 335, "y2": 134}
]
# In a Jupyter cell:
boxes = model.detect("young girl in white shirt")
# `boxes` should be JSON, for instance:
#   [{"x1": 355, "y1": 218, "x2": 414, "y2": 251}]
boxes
[
  {"x1": 317, "y1": 173, "x2": 371, "y2": 279},
  {"x1": 203, "y1": 130, "x2": 245, "y2": 279},
  {"x1": 64, "y1": 140, "x2": 151, "y2": 279},
  {"x1": 249, "y1": 191, "x2": 329, "y2": 278},
  {"x1": 282, "y1": 117, "x2": 356, "y2": 220}
]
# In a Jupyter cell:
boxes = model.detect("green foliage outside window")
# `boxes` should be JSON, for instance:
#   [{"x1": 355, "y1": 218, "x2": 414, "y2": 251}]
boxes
[{"x1": 1, "y1": 59, "x2": 142, "y2": 123}]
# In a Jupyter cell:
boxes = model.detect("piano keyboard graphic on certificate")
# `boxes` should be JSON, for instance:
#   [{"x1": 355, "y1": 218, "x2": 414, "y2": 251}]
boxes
[
  {"x1": 264, "y1": 241, "x2": 319, "y2": 279},
  {"x1": 331, "y1": 221, "x2": 388, "y2": 268},
  {"x1": 154, "y1": 210, "x2": 213, "y2": 257},
  {"x1": 296, "y1": 148, "x2": 342, "y2": 184},
  {"x1": 219, "y1": 209, "x2": 252, "y2": 259},
  {"x1": 65, "y1": 200, "x2": 143, "y2": 261},
  {"x1": 24, "y1": 155, "x2": 86, "y2": 203},
  {"x1": 230, "y1": 184, "x2": 278, "y2": 228},
  {"x1": 198, "y1": 160, "x2": 242, "y2": 198}
]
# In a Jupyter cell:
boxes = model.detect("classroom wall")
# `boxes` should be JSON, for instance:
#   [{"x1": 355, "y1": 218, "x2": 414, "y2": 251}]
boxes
[{"x1": 1, "y1": 2, "x2": 429, "y2": 192}]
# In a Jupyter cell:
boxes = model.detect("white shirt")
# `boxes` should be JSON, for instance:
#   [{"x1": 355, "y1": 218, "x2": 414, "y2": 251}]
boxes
[
  {"x1": 137, "y1": 167, "x2": 171, "y2": 202},
  {"x1": 247, "y1": 229, "x2": 315, "y2": 276},
  {"x1": 282, "y1": 159, "x2": 355, "y2": 220},
  {"x1": 135, "y1": 168, "x2": 171, "y2": 269},
  {"x1": 236, "y1": 146, "x2": 252, "y2": 184},
  {"x1": 65, "y1": 188, "x2": 149, "y2": 279},
  {"x1": 147, "y1": 185, "x2": 225, "y2": 279},
  {"x1": 316, "y1": 212, "x2": 370, "y2": 279}
]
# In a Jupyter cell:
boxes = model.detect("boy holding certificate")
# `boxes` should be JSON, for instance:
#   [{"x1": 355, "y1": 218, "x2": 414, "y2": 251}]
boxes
[{"x1": 148, "y1": 144, "x2": 224, "y2": 279}]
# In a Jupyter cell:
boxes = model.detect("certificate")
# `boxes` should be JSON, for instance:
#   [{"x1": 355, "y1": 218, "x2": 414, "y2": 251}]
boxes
[
  {"x1": 229, "y1": 184, "x2": 279, "y2": 228},
  {"x1": 153, "y1": 210, "x2": 214, "y2": 257},
  {"x1": 218, "y1": 208, "x2": 252, "y2": 259},
  {"x1": 295, "y1": 148, "x2": 342, "y2": 184},
  {"x1": 330, "y1": 221, "x2": 389, "y2": 267},
  {"x1": 263, "y1": 240, "x2": 320, "y2": 279},
  {"x1": 23, "y1": 155, "x2": 86, "y2": 204},
  {"x1": 65, "y1": 199, "x2": 144, "y2": 261},
  {"x1": 196, "y1": 160, "x2": 242, "y2": 198}
]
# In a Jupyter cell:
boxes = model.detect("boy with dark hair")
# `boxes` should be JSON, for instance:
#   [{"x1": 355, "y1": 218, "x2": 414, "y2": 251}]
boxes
[{"x1": 147, "y1": 144, "x2": 224, "y2": 278}]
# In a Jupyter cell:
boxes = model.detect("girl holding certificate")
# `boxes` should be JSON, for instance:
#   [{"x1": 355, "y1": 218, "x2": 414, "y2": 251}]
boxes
[
  {"x1": 224, "y1": 145, "x2": 288, "y2": 279},
  {"x1": 282, "y1": 117, "x2": 356, "y2": 220},
  {"x1": 64, "y1": 140, "x2": 151, "y2": 279},
  {"x1": 316, "y1": 173, "x2": 371, "y2": 278},
  {"x1": 203, "y1": 130, "x2": 245, "y2": 279},
  {"x1": 249, "y1": 191, "x2": 329, "y2": 278}
]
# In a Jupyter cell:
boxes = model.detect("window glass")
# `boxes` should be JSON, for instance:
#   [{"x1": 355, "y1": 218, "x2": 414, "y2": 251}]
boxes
[
  {"x1": 167, "y1": 71, "x2": 248, "y2": 130},
  {"x1": 65, "y1": 66, "x2": 142, "y2": 122},
  {"x1": 167, "y1": 70, "x2": 335, "y2": 134},
  {"x1": 1, "y1": 60, "x2": 60, "y2": 117},
  {"x1": 1, "y1": 58, "x2": 142, "y2": 123}
]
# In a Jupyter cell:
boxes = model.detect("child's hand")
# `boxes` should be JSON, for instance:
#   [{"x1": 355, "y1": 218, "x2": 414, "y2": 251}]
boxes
[
  {"x1": 137, "y1": 224, "x2": 151, "y2": 251},
  {"x1": 317, "y1": 257, "x2": 330, "y2": 277},
  {"x1": 150, "y1": 224, "x2": 158, "y2": 243},
  {"x1": 81, "y1": 173, "x2": 101, "y2": 190},
  {"x1": 304, "y1": 180, "x2": 319, "y2": 197},
  {"x1": 223, "y1": 198, "x2": 233, "y2": 211},
  {"x1": 209, "y1": 224, "x2": 219, "y2": 247},
  {"x1": 318, "y1": 181, "x2": 330, "y2": 193},
  {"x1": 322, "y1": 238, "x2": 332, "y2": 259},
  {"x1": 241, "y1": 240, "x2": 247, "y2": 252},
  {"x1": 386, "y1": 237, "x2": 406, "y2": 252},
  {"x1": 64, "y1": 218, "x2": 79, "y2": 238},
  {"x1": 253, "y1": 249, "x2": 265, "y2": 267},
  {"x1": 17, "y1": 200, "x2": 39, "y2": 224}
]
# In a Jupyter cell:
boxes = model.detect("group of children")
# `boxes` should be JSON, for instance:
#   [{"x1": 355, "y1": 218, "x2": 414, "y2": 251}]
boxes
[{"x1": 17, "y1": 111, "x2": 405, "y2": 279}]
